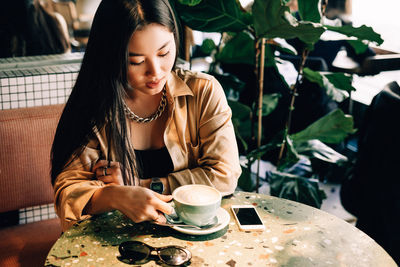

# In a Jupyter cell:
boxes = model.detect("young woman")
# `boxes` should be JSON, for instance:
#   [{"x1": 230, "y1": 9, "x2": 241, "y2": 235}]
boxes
[{"x1": 51, "y1": 0, "x2": 241, "y2": 231}]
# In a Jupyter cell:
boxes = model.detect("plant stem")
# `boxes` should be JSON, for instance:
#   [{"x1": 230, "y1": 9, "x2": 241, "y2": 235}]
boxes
[
  {"x1": 289, "y1": 49, "x2": 309, "y2": 133},
  {"x1": 257, "y1": 39, "x2": 266, "y2": 149},
  {"x1": 251, "y1": 39, "x2": 261, "y2": 144},
  {"x1": 277, "y1": 48, "x2": 309, "y2": 166},
  {"x1": 256, "y1": 38, "x2": 266, "y2": 193}
]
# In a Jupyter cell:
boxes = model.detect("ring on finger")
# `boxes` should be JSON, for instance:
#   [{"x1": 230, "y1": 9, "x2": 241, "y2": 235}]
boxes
[{"x1": 103, "y1": 166, "x2": 109, "y2": 176}]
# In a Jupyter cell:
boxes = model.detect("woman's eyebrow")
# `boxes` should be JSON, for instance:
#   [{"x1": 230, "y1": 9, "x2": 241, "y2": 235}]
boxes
[{"x1": 129, "y1": 41, "x2": 170, "y2": 57}]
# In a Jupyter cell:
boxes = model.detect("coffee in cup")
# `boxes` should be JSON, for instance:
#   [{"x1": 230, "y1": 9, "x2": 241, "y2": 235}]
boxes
[{"x1": 172, "y1": 184, "x2": 221, "y2": 227}]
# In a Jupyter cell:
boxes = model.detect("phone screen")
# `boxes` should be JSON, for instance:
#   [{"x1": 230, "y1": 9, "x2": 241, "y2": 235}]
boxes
[{"x1": 232, "y1": 207, "x2": 263, "y2": 225}]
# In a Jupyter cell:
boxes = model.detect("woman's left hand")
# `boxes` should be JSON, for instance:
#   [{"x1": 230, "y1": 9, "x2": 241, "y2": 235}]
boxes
[{"x1": 93, "y1": 160, "x2": 124, "y2": 185}]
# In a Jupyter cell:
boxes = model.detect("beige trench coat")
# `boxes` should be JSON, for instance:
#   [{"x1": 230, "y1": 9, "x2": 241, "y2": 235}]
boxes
[{"x1": 54, "y1": 69, "x2": 241, "y2": 231}]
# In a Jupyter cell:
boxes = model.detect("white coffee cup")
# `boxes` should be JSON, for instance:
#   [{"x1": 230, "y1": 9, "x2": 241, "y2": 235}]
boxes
[{"x1": 172, "y1": 184, "x2": 221, "y2": 227}]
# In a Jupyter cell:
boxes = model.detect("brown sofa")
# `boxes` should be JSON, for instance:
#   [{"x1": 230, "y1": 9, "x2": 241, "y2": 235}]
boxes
[{"x1": 0, "y1": 104, "x2": 64, "y2": 267}]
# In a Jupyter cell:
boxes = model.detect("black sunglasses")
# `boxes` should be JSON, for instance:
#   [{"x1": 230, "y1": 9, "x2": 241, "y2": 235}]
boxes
[{"x1": 119, "y1": 241, "x2": 192, "y2": 266}]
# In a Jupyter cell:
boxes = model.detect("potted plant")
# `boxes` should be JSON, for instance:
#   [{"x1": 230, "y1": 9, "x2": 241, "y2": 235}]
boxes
[{"x1": 171, "y1": 0, "x2": 382, "y2": 208}]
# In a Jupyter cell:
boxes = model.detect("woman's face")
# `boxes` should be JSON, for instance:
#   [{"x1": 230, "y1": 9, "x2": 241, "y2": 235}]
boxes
[{"x1": 127, "y1": 23, "x2": 176, "y2": 96}]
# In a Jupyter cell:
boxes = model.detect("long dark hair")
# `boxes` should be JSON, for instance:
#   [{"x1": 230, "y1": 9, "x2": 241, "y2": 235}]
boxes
[{"x1": 51, "y1": 0, "x2": 180, "y2": 185}]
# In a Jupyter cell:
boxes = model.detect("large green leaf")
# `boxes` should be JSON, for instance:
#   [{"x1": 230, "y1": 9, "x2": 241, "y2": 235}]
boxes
[
  {"x1": 264, "y1": 43, "x2": 277, "y2": 67},
  {"x1": 229, "y1": 100, "x2": 252, "y2": 121},
  {"x1": 211, "y1": 72, "x2": 246, "y2": 94},
  {"x1": 200, "y1": 38, "x2": 217, "y2": 55},
  {"x1": 174, "y1": 0, "x2": 252, "y2": 32},
  {"x1": 255, "y1": 93, "x2": 281, "y2": 116},
  {"x1": 237, "y1": 166, "x2": 257, "y2": 192},
  {"x1": 297, "y1": 0, "x2": 322, "y2": 23},
  {"x1": 233, "y1": 119, "x2": 249, "y2": 152},
  {"x1": 252, "y1": 0, "x2": 324, "y2": 44},
  {"x1": 324, "y1": 72, "x2": 356, "y2": 93},
  {"x1": 216, "y1": 32, "x2": 255, "y2": 65},
  {"x1": 270, "y1": 38, "x2": 298, "y2": 55},
  {"x1": 325, "y1": 25, "x2": 384, "y2": 45},
  {"x1": 177, "y1": 0, "x2": 202, "y2": 6},
  {"x1": 294, "y1": 140, "x2": 350, "y2": 182},
  {"x1": 246, "y1": 139, "x2": 282, "y2": 165},
  {"x1": 216, "y1": 33, "x2": 278, "y2": 67},
  {"x1": 302, "y1": 68, "x2": 355, "y2": 102},
  {"x1": 269, "y1": 171, "x2": 327, "y2": 208},
  {"x1": 294, "y1": 139, "x2": 347, "y2": 164},
  {"x1": 346, "y1": 40, "x2": 369, "y2": 55},
  {"x1": 277, "y1": 134, "x2": 300, "y2": 171},
  {"x1": 290, "y1": 109, "x2": 356, "y2": 144},
  {"x1": 229, "y1": 100, "x2": 252, "y2": 150}
]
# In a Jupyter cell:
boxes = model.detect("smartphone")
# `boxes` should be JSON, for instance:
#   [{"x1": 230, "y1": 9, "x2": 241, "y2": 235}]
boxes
[{"x1": 231, "y1": 205, "x2": 265, "y2": 231}]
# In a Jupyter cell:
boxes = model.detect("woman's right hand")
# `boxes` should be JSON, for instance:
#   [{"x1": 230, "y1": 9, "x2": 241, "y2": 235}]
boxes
[
  {"x1": 93, "y1": 160, "x2": 124, "y2": 185},
  {"x1": 110, "y1": 185, "x2": 173, "y2": 224}
]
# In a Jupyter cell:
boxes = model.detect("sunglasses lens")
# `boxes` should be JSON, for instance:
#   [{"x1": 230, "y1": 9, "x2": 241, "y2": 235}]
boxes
[
  {"x1": 159, "y1": 247, "x2": 189, "y2": 265},
  {"x1": 119, "y1": 241, "x2": 150, "y2": 261}
]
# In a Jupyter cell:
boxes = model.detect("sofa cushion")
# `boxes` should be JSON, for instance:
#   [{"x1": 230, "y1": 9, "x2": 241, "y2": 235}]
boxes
[
  {"x1": 0, "y1": 218, "x2": 62, "y2": 267},
  {"x1": 0, "y1": 104, "x2": 64, "y2": 212}
]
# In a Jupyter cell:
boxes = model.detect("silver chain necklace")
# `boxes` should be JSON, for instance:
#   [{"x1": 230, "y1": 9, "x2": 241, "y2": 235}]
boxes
[{"x1": 123, "y1": 88, "x2": 167, "y2": 123}]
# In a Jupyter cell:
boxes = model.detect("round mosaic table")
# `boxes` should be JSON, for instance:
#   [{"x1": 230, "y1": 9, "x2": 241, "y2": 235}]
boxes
[{"x1": 46, "y1": 191, "x2": 396, "y2": 266}]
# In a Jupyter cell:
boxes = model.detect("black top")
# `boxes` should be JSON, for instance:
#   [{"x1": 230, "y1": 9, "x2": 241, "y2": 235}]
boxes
[{"x1": 135, "y1": 146, "x2": 174, "y2": 179}]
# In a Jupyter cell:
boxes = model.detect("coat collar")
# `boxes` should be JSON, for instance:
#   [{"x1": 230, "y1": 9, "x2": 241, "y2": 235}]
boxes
[{"x1": 166, "y1": 69, "x2": 194, "y2": 98}]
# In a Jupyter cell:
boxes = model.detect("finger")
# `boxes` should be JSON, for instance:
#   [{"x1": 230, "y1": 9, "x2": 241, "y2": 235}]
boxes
[
  {"x1": 95, "y1": 159, "x2": 118, "y2": 169},
  {"x1": 125, "y1": 205, "x2": 158, "y2": 223},
  {"x1": 93, "y1": 161, "x2": 107, "y2": 173},
  {"x1": 95, "y1": 166, "x2": 109, "y2": 178},
  {"x1": 154, "y1": 211, "x2": 167, "y2": 223},
  {"x1": 146, "y1": 207, "x2": 162, "y2": 222},
  {"x1": 94, "y1": 161, "x2": 118, "y2": 177},
  {"x1": 95, "y1": 168, "x2": 103, "y2": 178},
  {"x1": 97, "y1": 175, "x2": 117, "y2": 184},
  {"x1": 155, "y1": 192, "x2": 173, "y2": 203},
  {"x1": 152, "y1": 194, "x2": 174, "y2": 215}
]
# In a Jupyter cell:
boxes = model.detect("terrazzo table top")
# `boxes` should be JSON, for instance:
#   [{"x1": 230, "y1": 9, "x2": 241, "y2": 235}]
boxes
[{"x1": 46, "y1": 191, "x2": 396, "y2": 266}]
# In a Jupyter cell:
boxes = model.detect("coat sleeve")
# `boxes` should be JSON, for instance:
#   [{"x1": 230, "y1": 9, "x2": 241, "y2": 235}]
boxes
[
  {"x1": 53, "y1": 135, "x2": 105, "y2": 231},
  {"x1": 167, "y1": 76, "x2": 241, "y2": 196}
]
